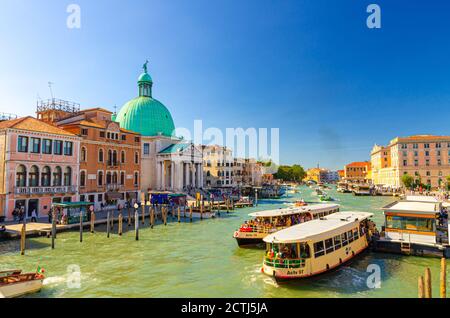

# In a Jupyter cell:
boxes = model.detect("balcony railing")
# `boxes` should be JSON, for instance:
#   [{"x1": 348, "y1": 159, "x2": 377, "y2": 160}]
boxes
[
  {"x1": 264, "y1": 257, "x2": 306, "y2": 269},
  {"x1": 106, "y1": 184, "x2": 124, "y2": 191},
  {"x1": 14, "y1": 185, "x2": 77, "y2": 195}
]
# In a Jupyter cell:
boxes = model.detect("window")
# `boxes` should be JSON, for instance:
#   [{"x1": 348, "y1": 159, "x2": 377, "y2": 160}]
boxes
[
  {"x1": 426, "y1": 171, "x2": 431, "y2": 176},
  {"x1": 414, "y1": 159, "x2": 418, "y2": 166},
  {"x1": 81, "y1": 147, "x2": 87, "y2": 162},
  {"x1": 28, "y1": 166, "x2": 39, "y2": 186},
  {"x1": 16, "y1": 165, "x2": 27, "y2": 187},
  {"x1": 53, "y1": 166, "x2": 62, "y2": 186},
  {"x1": 438, "y1": 159, "x2": 442, "y2": 166},
  {"x1": 403, "y1": 160, "x2": 407, "y2": 167},
  {"x1": 98, "y1": 171, "x2": 104, "y2": 186},
  {"x1": 143, "y1": 143, "x2": 150, "y2": 155},
  {"x1": 121, "y1": 151, "x2": 125, "y2": 163},
  {"x1": 425, "y1": 151, "x2": 430, "y2": 157},
  {"x1": 324, "y1": 238, "x2": 334, "y2": 254},
  {"x1": 64, "y1": 167, "x2": 72, "y2": 186},
  {"x1": 436, "y1": 143, "x2": 441, "y2": 148},
  {"x1": 64, "y1": 141, "x2": 73, "y2": 156},
  {"x1": 342, "y1": 232, "x2": 348, "y2": 246},
  {"x1": 112, "y1": 172, "x2": 118, "y2": 184},
  {"x1": 424, "y1": 143, "x2": 430, "y2": 149},
  {"x1": 41, "y1": 166, "x2": 51, "y2": 187},
  {"x1": 134, "y1": 172, "x2": 139, "y2": 186},
  {"x1": 18, "y1": 136, "x2": 28, "y2": 152},
  {"x1": 401, "y1": 144, "x2": 407, "y2": 149},
  {"x1": 353, "y1": 228, "x2": 359, "y2": 240},
  {"x1": 413, "y1": 143, "x2": 418, "y2": 149},
  {"x1": 54, "y1": 140, "x2": 63, "y2": 155},
  {"x1": 43, "y1": 139, "x2": 52, "y2": 154},
  {"x1": 347, "y1": 230, "x2": 354, "y2": 243},
  {"x1": 414, "y1": 151, "x2": 418, "y2": 157},
  {"x1": 106, "y1": 172, "x2": 112, "y2": 185},
  {"x1": 120, "y1": 172, "x2": 125, "y2": 185},
  {"x1": 313, "y1": 241, "x2": 325, "y2": 258},
  {"x1": 135, "y1": 137, "x2": 140, "y2": 142},
  {"x1": 80, "y1": 171, "x2": 86, "y2": 187},
  {"x1": 100, "y1": 131, "x2": 105, "y2": 138},
  {"x1": 334, "y1": 235, "x2": 342, "y2": 250},
  {"x1": 99, "y1": 149, "x2": 104, "y2": 162},
  {"x1": 437, "y1": 150, "x2": 441, "y2": 156},
  {"x1": 135, "y1": 151, "x2": 139, "y2": 164},
  {"x1": 426, "y1": 159, "x2": 430, "y2": 166},
  {"x1": 31, "y1": 138, "x2": 41, "y2": 153},
  {"x1": 81, "y1": 128, "x2": 88, "y2": 136},
  {"x1": 121, "y1": 135, "x2": 126, "y2": 141}
]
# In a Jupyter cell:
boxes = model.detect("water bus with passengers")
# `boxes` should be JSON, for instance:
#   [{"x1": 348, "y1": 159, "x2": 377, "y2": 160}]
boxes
[
  {"x1": 372, "y1": 196, "x2": 450, "y2": 258},
  {"x1": 261, "y1": 211, "x2": 375, "y2": 280},
  {"x1": 233, "y1": 203, "x2": 340, "y2": 247}
]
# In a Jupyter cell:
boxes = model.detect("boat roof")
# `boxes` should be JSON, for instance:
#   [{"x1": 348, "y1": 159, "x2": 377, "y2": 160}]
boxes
[
  {"x1": 249, "y1": 203, "x2": 339, "y2": 218},
  {"x1": 405, "y1": 195, "x2": 440, "y2": 203},
  {"x1": 263, "y1": 211, "x2": 373, "y2": 243},
  {"x1": 382, "y1": 199, "x2": 441, "y2": 214}
]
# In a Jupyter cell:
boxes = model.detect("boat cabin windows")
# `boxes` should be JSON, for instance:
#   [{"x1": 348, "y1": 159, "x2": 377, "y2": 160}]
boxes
[
  {"x1": 313, "y1": 241, "x2": 325, "y2": 258},
  {"x1": 342, "y1": 232, "x2": 349, "y2": 246},
  {"x1": 324, "y1": 238, "x2": 334, "y2": 254},
  {"x1": 334, "y1": 235, "x2": 342, "y2": 249},
  {"x1": 385, "y1": 215, "x2": 435, "y2": 233},
  {"x1": 266, "y1": 242, "x2": 310, "y2": 259},
  {"x1": 348, "y1": 230, "x2": 354, "y2": 243}
]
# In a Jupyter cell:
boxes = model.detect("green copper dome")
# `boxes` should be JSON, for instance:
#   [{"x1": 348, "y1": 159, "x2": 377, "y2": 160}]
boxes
[
  {"x1": 116, "y1": 96, "x2": 175, "y2": 137},
  {"x1": 116, "y1": 63, "x2": 175, "y2": 137}
]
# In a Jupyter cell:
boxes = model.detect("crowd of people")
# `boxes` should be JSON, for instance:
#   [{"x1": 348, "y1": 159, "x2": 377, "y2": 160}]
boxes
[{"x1": 240, "y1": 213, "x2": 313, "y2": 232}]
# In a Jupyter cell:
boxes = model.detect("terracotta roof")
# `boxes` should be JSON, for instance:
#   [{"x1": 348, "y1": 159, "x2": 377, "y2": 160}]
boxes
[
  {"x1": 79, "y1": 107, "x2": 113, "y2": 114},
  {"x1": 346, "y1": 161, "x2": 371, "y2": 168},
  {"x1": 0, "y1": 116, "x2": 76, "y2": 136}
]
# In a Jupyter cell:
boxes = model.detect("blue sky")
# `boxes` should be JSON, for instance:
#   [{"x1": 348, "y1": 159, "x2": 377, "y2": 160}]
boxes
[{"x1": 0, "y1": 0, "x2": 449, "y2": 170}]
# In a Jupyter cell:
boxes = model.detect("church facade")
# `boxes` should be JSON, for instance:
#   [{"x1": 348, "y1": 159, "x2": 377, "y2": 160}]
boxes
[{"x1": 115, "y1": 63, "x2": 203, "y2": 197}]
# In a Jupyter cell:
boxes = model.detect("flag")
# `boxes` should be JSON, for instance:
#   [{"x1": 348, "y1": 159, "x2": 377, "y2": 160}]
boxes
[{"x1": 36, "y1": 266, "x2": 45, "y2": 274}]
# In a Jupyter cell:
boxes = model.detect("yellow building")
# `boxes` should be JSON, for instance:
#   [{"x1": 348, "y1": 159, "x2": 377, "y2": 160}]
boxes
[{"x1": 370, "y1": 135, "x2": 450, "y2": 189}]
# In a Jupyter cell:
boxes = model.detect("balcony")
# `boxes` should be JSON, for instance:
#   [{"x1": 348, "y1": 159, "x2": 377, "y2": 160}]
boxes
[
  {"x1": 14, "y1": 185, "x2": 77, "y2": 195},
  {"x1": 106, "y1": 184, "x2": 124, "y2": 191}
]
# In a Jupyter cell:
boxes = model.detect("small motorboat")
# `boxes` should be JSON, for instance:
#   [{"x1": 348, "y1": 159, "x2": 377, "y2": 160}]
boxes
[
  {"x1": 319, "y1": 195, "x2": 335, "y2": 202},
  {"x1": 0, "y1": 269, "x2": 45, "y2": 298}
]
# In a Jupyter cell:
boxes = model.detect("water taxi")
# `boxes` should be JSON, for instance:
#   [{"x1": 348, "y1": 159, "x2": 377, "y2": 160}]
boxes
[
  {"x1": 261, "y1": 211, "x2": 374, "y2": 280},
  {"x1": 0, "y1": 269, "x2": 45, "y2": 298},
  {"x1": 372, "y1": 196, "x2": 450, "y2": 258},
  {"x1": 337, "y1": 182, "x2": 351, "y2": 193},
  {"x1": 233, "y1": 203, "x2": 340, "y2": 247}
]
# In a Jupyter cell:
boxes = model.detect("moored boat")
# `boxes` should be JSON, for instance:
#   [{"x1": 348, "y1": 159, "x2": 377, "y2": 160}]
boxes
[
  {"x1": 233, "y1": 203, "x2": 340, "y2": 247},
  {"x1": 261, "y1": 211, "x2": 374, "y2": 280},
  {"x1": 372, "y1": 196, "x2": 450, "y2": 258},
  {"x1": 0, "y1": 269, "x2": 45, "y2": 298}
]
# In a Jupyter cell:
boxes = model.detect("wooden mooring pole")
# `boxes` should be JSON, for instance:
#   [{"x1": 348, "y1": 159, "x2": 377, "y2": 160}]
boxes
[
  {"x1": 107, "y1": 212, "x2": 110, "y2": 238},
  {"x1": 151, "y1": 207, "x2": 155, "y2": 229},
  {"x1": 441, "y1": 258, "x2": 447, "y2": 298},
  {"x1": 418, "y1": 276, "x2": 425, "y2": 298},
  {"x1": 425, "y1": 267, "x2": 432, "y2": 298},
  {"x1": 79, "y1": 212, "x2": 83, "y2": 243},
  {"x1": 51, "y1": 212, "x2": 56, "y2": 249},
  {"x1": 189, "y1": 205, "x2": 193, "y2": 222},
  {"x1": 90, "y1": 211, "x2": 95, "y2": 233},
  {"x1": 20, "y1": 223, "x2": 26, "y2": 255},
  {"x1": 178, "y1": 207, "x2": 181, "y2": 223},
  {"x1": 142, "y1": 205, "x2": 145, "y2": 225},
  {"x1": 118, "y1": 213, "x2": 123, "y2": 236},
  {"x1": 128, "y1": 208, "x2": 131, "y2": 227},
  {"x1": 135, "y1": 211, "x2": 139, "y2": 241},
  {"x1": 163, "y1": 207, "x2": 167, "y2": 226}
]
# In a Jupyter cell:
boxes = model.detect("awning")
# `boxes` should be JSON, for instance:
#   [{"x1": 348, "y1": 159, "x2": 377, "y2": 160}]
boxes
[{"x1": 106, "y1": 192, "x2": 122, "y2": 200}]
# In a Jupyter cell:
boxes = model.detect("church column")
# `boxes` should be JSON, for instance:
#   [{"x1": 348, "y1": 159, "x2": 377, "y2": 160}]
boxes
[
  {"x1": 196, "y1": 164, "x2": 202, "y2": 189},
  {"x1": 184, "y1": 163, "x2": 189, "y2": 188},
  {"x1": 199, "y1": 163, "x2": 204, "y2": 189},
  {"x1": 170, "y1": 162, "x2": 175, "y2": 190},
  {"x1": 176, "y1": 162, "x2": 183, "y2": 191},
  {"x1": 156, "y1": 161, "x2": 161, "y2": 190},
  {"x1": 161, "y1": 161, "x2": 166, "y2": 190},
  {"x1": 191, "y1": 163, "x2": 196, "y2": 188}
]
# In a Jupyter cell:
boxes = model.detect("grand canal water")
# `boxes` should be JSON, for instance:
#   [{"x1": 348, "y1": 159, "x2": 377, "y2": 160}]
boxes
[{"x1": 0, "y1": 186, "x2": 444, "y2": 298}]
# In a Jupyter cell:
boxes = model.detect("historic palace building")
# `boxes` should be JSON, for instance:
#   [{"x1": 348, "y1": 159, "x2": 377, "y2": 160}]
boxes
[
  {"x1": 343, "y1": 161, "x2": 372, "y2": 184},
  {"x1": 202, "y1": 145, "x2": 234, "y2": 188},
  {"x1": 0, "y1": 116, "x2": 80, "y2": 220},
  {"x1": 371, "y1": 135, "x2": 450, "y2": 189},
  {"x1": 116, "y1": 63, "x2": 202, "y2": 197},
  {"x1": 37, "y1": 101, "x2": 142, "y2": 210}
]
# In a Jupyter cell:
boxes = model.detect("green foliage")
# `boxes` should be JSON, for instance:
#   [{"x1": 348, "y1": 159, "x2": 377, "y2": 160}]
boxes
[
  {"x1": 401, "y1": 174, "x2": 414, "y2": 189},
  {"x1": 274, "y1": 165, "x2": 306, "y2": 182}
]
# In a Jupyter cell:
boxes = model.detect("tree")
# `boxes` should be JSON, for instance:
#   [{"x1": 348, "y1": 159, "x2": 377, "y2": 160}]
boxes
[
  {"x1": 274, "y1": 165, "x2": 306, "y2": 182},
  {"x1": 401, "y1": 174, "x2": 414, "y2": 189}
]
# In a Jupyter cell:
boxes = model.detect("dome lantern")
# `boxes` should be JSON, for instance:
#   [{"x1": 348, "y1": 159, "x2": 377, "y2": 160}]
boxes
[{"x1": 138, "y1": 60, "x2": 153, "y2": 97}]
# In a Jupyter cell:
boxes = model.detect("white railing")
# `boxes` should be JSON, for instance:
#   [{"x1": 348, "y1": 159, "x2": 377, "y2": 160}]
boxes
[{"x1": 14, "y1": 185, "x2": 77, "y2": 195}]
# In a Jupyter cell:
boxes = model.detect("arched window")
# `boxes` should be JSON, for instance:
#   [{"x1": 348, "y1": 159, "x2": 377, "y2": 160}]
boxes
[
  {"x1": 80, "y1": 171, "x2": 86, "y2": 187},
  {"x1": 113, "y1": 151, "x2": 118, "y2": 165},
  {"x1": 81, "y1": 147, "x2": 87, "y2": 162},
  {"x1": 120, "y1": 171, "x2": 125, "y2": 185},
  {"x1": 135, "y1": 151, "x2": 139, "y2": 164},
  {"x1": 121, "y1": 151, "x2": 125, "y2": 164},
  {"x1": 53, "y1": 166, "x2": 62, "y2": 186},
  {"x1": 106, "y1": 172, "x2": 112, "y2": 185},
  {"x1": 64, "y1": 167, "x2": 72, "y2": 186},
  {"x1": 41, "y1": 166, "x2": 51, "y2": 187},
  {"x1": 112, "y1": 172, "x2": 118, "y2": 184},
  {"x1": 108, "y1": 150, "x2": 113, "y2": 165},
  {"x1": 98, "y1": 171, "x2": 104, "y2": 186},
  {"x1": 207, "y1": 171, "x2": 211, "y2": 177},
  {"x1": 134, "y1": 172, "x2": 139, "y2": 186},
  {"x1": 16, "y1": 165, "x2": 27, "y2": 187},
  {"x1": 29, "y1": 165, "x2": 39, "y2": 187},
  {"x1": 98, "y1": 149, "x2": 104, "y2": 162}
]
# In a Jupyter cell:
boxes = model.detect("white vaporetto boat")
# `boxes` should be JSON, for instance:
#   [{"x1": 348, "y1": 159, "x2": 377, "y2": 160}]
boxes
[
  {"x1": 0, "y1": 269, "x2": 45, "y2": 298},
  {"x1": 261, "y1": 211, "x2": 374, "y2": 280},
  {"x1": 233, "y1": 203, "x2": 340, "y2": 247}
]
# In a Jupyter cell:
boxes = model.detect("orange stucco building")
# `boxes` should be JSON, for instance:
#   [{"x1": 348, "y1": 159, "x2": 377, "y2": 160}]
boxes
[{"x1": 37, "y1": 104, "x2": 141, "y2": 210}]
